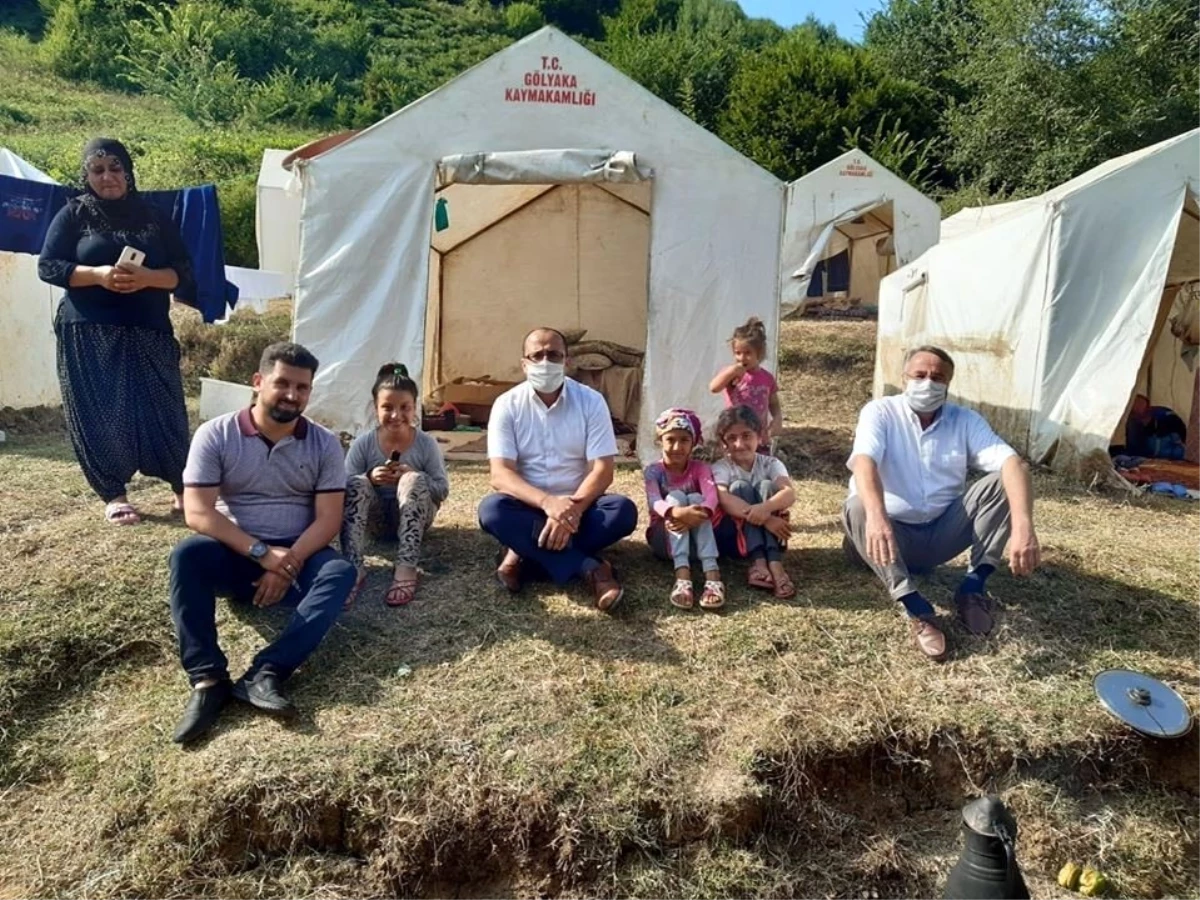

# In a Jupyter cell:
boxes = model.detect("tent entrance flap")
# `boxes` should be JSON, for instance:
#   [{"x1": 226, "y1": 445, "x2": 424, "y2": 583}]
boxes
[
  {"x1": 783, "y1": 199, "x2": 898, "y2": 316},
  {"x1": 424, "y1": 177, "x2": 651, "y2": 430}
]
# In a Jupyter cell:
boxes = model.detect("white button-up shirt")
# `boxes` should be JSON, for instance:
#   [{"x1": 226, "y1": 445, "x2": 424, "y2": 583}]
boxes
[
  {"x1": 487, "y1": 378, "x2": 618, "y2": 497},
  {"x1": 847, "y1": 395, "x2": 1016, "y2": 524}
]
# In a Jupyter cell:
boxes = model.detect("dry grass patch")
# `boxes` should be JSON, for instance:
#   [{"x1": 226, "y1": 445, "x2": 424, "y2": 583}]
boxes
[{"x1": 0, "y1": 319, "x2": 1195, "y2": 898}]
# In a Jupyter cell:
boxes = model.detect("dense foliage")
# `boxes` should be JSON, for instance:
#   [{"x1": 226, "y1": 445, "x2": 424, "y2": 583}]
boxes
[{"x1": 3, "y1": 0, "x2": 1194, "y2": 263}]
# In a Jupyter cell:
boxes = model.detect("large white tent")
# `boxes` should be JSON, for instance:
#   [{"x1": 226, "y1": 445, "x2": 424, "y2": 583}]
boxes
[
  {"x1": 780, "y1": 148, "x2": 940, "y2": 316},
  {"x1": 876, "y1": 129, "x2": 1200, "y2": 469},
  {"x1": 288, "y1": 27, "x2": 788, "y2": 460},
  {"x1": 0, "y1": 150, "x2": 61, "y2": 409}
]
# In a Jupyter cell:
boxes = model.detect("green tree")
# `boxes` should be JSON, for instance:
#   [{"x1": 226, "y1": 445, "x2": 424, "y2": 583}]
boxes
[
  {"x1": 40, "y1": 0, "x2": 143, "y2": 84},
  {"x1": 865, "y1": 0, "x2": 1199, "y2": 195},
  {"x1": 598, "y1": 26, "x2": 745, "y2": 130},
  {"x1": 535, "y1": 0, "x2": 621, "y2": 37},
  {"x1": 505, "y1": 2, "x2": 545, "y2": 36},
  {"x1": 720, "y1": 27, "x2": 937, "y2": 181}
]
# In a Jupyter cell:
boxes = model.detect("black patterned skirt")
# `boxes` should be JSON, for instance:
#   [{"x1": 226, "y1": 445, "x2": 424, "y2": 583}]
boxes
[{"x1": 54, "y1": 317, "x2": 190, "y2": 502}]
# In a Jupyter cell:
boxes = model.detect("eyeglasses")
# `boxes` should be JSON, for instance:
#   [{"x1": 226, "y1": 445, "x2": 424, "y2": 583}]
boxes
[{"x1": 524, "y1": 350, "x2": 565, "y2": 363}]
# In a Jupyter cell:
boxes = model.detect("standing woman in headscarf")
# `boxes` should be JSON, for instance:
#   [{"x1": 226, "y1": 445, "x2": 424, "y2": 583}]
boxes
[{"x1": 38, "y1": 138, "x2": 196, "y2": 524}]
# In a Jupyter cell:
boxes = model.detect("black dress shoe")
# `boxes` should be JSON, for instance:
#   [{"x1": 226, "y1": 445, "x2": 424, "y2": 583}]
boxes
[
  {"x1": 172, "y1": 678, "x2": 232, "y2": 744},
  {"x1": 232, "y1": 670, "x2": 296, "y2": 717}
]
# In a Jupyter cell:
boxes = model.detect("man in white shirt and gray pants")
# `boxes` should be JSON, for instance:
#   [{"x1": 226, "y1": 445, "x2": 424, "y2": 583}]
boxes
[
  {"x1": 479, "y1": 327, "x2": 638, "y2": 611},
  {"x1": 843, "y1": 346, "x2": 1041, "y2": 661}
]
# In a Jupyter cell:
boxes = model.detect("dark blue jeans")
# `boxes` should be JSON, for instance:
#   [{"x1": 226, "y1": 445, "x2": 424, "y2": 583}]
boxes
[
  {"x1": 168, "y1": 534, "x2": 355, "y2": 686},
  {"x1": 478, "y1": 493, "x2": 638, "y2": 584},
  {"x1": 714, "y1": 479, "x2": 783, "y2": 562}
]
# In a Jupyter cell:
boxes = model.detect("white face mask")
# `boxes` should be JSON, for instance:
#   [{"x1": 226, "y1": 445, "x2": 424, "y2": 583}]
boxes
[
  {"x1": 525, "y1": 360, "x2": 565, "y2": 393},
  {"x1": 905, "y1": 377, "x2": 948, "y2": 413}
]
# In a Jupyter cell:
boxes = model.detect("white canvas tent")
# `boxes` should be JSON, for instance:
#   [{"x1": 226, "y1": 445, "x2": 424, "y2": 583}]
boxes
[
  {"x1": 288, "y1": 27, "x2": 789, "y2": 460},
  {"x1": 255, "y1": 148, "x2": 302, "y2": 290},
  {"x1": 0, "y1": 150, "x2": 61, "y2": 409},
  {"x1": 876, "y1": 129, "x2": 1200, "y2": 469},
  {"x1": 780, "y1": 148, "x2": 940, "y2": 316}
]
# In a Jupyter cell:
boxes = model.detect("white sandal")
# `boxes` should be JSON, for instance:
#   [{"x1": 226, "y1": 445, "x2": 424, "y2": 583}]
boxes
[
  {"x1": 699, "y1": 580, "x2": 726, "y2": 610},
  {"x1": 669, "y1": 578, "x2": 694, "y2": 609},
  {"x1": 104, "y1": 501, "x2": 141, "y2": 525}
]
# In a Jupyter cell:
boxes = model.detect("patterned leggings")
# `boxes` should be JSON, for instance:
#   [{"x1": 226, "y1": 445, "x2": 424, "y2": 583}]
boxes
[{"x1": 341, "y1": 472, "x2": 438, "y2": 573}]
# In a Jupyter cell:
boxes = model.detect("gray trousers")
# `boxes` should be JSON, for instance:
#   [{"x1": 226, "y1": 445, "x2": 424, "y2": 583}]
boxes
[{"x1": 841, "y1": 472, "x2": 1011, "y2": 599}]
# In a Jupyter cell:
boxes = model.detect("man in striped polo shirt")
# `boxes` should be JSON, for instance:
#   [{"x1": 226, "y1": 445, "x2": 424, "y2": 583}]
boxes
[{"x1": 168, "y1": 342, "x2": 355, "y2": 744}]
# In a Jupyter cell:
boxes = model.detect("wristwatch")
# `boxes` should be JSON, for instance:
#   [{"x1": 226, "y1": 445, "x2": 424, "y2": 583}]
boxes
[{"x1": 248, "y1": 540, "x2": 269, "y2": 563}]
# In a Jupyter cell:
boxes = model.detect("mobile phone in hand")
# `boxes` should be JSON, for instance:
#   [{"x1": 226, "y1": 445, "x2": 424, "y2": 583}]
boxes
[{"x1": 117, "y1": 245, "x2": 146, "y2": 267}]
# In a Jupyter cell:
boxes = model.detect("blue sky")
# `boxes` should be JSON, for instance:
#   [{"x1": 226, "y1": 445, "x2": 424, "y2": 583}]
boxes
[{"x1": 735, "y1": 0, "x2": 879, "y2": 42}]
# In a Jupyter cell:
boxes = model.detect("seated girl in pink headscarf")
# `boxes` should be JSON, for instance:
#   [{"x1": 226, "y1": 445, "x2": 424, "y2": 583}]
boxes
[{"x1": 643, "y1": 408, "x2": 725, "y2": 610}]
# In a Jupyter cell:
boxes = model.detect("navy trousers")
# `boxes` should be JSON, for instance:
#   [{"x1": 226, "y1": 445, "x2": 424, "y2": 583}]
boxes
[
  {"x1": 478, "y1": 493, "x2": 638, "y2": 584},
  {"x1": 168, "y1": 534, "x2": 355, "y2": 685},
  {"x1": 714, "y1": 479, "x2": 784, "y2": 562}
]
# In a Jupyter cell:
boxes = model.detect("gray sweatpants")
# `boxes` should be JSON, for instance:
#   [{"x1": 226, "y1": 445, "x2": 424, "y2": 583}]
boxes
[
  {"x1": 647, "y1": 490, "x2": 719, "y2": 571},
  {"x1": 841, "y1": 472, "x2": 1011, "y2": 600}
]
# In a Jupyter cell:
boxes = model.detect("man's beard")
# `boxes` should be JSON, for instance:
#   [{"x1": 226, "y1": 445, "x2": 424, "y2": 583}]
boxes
[{"x1": 265, "y1": 403, "x2": 301, "y2": 423}]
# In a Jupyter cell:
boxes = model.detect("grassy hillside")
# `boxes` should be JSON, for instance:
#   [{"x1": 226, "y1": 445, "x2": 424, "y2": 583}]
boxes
[
  {"x1": 0, "y1": 32, "x2": 317, "y2": 266},
  {"x1": 0, "y1": 319, "x2": 1195, "y2": 898}
]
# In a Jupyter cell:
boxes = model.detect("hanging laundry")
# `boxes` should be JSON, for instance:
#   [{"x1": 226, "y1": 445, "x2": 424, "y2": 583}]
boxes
[
  {"x1": 0, "y1": 174, "x2": 238, "y2": 323},
  {"x1": 0, "y1": 173, "x2": 73, "y2": 255}
]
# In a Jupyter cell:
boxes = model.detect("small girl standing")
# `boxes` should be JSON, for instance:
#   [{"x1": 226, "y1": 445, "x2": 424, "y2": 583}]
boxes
[
  {"x1": 712, "y1": 405, "x2": 797, "y2": 600},
  {"x1": 342, "y1": 363, "x2": 450, "y2": 607},
  {"x1": 643, "y1": 408, "x2": 725, "y2": 610},
  {"x1": 709, "y1": 316, "x2": 783, "y2": 446}
]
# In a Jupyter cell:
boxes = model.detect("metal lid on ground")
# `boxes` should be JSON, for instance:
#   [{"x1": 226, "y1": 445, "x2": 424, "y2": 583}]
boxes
[{"x1": 1093, "y1": 669, "x2": 1193, "y2": 738}]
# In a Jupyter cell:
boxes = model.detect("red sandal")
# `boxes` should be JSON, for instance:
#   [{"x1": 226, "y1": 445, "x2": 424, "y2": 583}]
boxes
[{"x1": 385, "y1": 579, "x2": 418, "y2": 607}]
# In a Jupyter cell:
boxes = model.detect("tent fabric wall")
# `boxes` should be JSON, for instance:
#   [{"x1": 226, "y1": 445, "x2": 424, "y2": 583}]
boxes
[
  {"x1": 780, "y1": 149, "x2": 940, "y2": 317},
  {"x1": 291, "y1": 27, "x2": 783, "y2": 461},
  {"x1": 256, "y1": 149, "x2": 301, "y2": 289},
  {"x1": 0, "y1": 150, "x2": 60, "y2": 409},
  {"x1": 876, "y1": 129, "x2": 1200, "y2": 468}
]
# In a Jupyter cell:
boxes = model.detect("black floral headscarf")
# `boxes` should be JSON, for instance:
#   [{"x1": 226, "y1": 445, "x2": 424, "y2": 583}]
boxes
[{"x1": 78, "y1": 137, "x2": 152, "y2": 231}]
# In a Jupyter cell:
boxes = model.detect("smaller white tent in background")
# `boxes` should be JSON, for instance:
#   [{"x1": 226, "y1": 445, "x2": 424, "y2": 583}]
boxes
[
  {"x1": 0, "y1": 149, "x2": 61, "y2": 410},
  {"x1": 876, "y1": 128, "x2": 1200, "y2": 470},
  {"x1": 255, "y1": 148, "x2": 303, "y2": 289},
  {"x1": 779, "y1": 148, "x2": 940, "y2": 317}
]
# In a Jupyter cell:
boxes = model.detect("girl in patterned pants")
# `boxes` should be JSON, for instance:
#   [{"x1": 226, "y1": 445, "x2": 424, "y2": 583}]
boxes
[{"x1": 341, "y1": 364, "x2": 449, "y2": 606}]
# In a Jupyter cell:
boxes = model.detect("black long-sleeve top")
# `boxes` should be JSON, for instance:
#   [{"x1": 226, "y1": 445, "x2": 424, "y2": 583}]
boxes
[{"x1": 38, "y1": 197, "x2": 196, "y2": 333}]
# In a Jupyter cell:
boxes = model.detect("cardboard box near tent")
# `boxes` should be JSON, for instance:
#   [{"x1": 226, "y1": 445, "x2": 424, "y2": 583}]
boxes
[{"x1": 433, "y1": 376, "x2": 516, "y2": 426}]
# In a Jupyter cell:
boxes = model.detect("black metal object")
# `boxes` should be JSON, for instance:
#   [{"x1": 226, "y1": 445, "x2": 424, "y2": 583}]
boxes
[{"x1": 943, "y1": 796, "x2": 1030, "y2": 899}]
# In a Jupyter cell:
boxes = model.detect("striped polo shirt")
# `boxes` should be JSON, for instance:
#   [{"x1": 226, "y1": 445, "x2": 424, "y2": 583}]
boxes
[{"x1": 182, "y1": 407, "x2": 347, "y2": 542}]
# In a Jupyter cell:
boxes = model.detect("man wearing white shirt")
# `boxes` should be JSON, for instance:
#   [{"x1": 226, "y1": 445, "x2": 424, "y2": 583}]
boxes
[
  {"x1": 843, "y1": 346, "x2": 1041, "y2": 660},
  {"x1": 478, "y1": 327, "x2": 638, "y2": 610}
]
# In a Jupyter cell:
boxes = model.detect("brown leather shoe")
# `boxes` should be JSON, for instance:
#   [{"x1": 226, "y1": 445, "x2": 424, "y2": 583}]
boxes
[
  {"x1": 495, "y1": 548, "x2": 522, "y2": 594},
  {"x1": 909, "y1": 615, "x2": 947, "y2": 662},
  {"x1": 955, "y1": 591, "x2": 995, "y2": 636},
  {"x1": 585, "y1": 560, "x2": 624, "y2": 612}
]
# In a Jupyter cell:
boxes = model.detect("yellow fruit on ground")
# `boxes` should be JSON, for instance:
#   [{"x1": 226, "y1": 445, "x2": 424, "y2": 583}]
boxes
[
  {"x1": 1079, "y1": 867, "x2": 1111, "y2": 897},
  {"x1": 1058, "y1": 862, "x2": 1083, "y2": 891}
]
